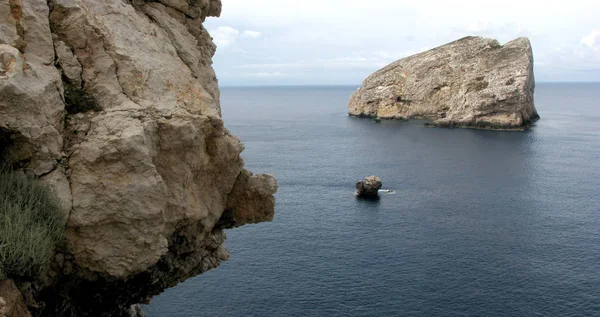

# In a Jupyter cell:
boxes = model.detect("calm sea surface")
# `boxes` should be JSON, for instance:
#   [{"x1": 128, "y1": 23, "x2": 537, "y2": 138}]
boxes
[{"x1": 145, "y1": 83, "x2": 600, "y2": 317}]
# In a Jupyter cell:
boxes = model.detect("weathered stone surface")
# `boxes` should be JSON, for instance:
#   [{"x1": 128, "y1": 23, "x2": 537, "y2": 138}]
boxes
[
  {"x1": 54, "y1": 40, "x2": 82, "y2": 86},
  {"x1": 219, "y1": 169, "x2": 278, "y2": 228},
  {"x1": 0, "y1": 0, "x2": 277, "y2": 315},
  {"x1": 348, "y1": 37, "x2": 539, "y2": 130},
  {"x1": 43, "y1": 0, "x2": 274, "y2": 279},
  {"x1": 39, "y1": 166, "x2": 72, "y2": 214},
  {"x1": 356, "y1": 176, "x2": 382, "y2": 198},
  {"x1": 0, "y1": 280, "x2": 31, "y2": 317},
  {"x1": 0, "y1": 0, "x2": 65, "y2": 175}
]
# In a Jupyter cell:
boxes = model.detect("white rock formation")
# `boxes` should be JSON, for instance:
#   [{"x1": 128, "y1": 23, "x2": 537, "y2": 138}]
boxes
[{"x1": 348, "y1": 37, "x2": 539, "y2": 130}]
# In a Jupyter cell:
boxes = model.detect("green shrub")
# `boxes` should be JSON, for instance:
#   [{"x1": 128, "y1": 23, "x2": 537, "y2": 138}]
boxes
[
  {"x1": 0, "y1": 167, "x2": 66, "y2": 280},
  {"x1": 64, "y1": 84, "x2": 102, "y2": 114}
]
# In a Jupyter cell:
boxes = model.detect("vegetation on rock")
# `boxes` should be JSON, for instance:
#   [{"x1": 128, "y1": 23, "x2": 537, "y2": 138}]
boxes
[
  {"x1": 0, "y1": 167, "x2": 65, "y2": 280},
  {"x1": 63, "y1": 84, "x2": 102, "y2": 114}
]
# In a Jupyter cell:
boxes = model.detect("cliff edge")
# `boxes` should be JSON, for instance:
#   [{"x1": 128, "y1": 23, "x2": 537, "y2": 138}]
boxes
[
  {"x1": 348, "y1": 36, "x2": 539, "y2": 130},
  {"x1": 0, "y1": 0, "x2": 276, "y2": 316}
]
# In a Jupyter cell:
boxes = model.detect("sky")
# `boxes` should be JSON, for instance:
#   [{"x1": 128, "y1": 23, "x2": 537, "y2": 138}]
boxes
[{"x1": 204, "y1": 0, "x2": 600, "y2": 86}]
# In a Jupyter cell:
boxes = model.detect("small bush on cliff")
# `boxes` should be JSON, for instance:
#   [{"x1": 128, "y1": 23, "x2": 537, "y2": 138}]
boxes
[
  {"x1": 64, "y1": 84, "x2": 102, "y2": 114},
  {"x1": 0, "y1": 166, "x2": 66, "y2": 280}
]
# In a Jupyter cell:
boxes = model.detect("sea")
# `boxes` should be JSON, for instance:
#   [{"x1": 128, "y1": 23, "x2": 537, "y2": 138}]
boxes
[{"x1": 145, "y1": 83, "x2": 600, "y2": 317}]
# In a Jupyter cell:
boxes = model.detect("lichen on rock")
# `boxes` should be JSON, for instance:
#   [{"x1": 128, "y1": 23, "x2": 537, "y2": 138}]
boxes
[{"x1": 348, "y1": 36, "x2": 539, "y2": 130}]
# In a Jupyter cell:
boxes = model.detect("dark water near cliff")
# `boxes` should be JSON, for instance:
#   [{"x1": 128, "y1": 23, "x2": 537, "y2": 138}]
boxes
[{"x1": 146, "y1": 83, "x2": 600, "y2": 317}]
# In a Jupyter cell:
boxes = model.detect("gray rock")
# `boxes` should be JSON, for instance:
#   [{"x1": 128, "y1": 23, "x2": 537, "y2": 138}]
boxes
[
  {"x1": 0, "y1": 0, "x2": 65, "y2": 176},
  {"x1": 356, "y1": 176, "x2": 382, "y2": 198},
  {"x1": 219, "y1": 169, "x2": 278, "y2": 229},
  {"x1": 41, "y1": 0, "x2": 278, "y2": 280},
  {"x1": 0, "y1": 0, "x2": 277, "y2": 315},
  {"x1": 54, "y1": 40, "x2": 82, "y2": 86},
  {"x1": 348, "y1": 36, "x2": 539, "y2": 130}
]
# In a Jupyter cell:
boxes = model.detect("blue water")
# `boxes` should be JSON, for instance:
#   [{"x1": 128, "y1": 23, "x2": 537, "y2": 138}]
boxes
[{"x1": 145, "y1": 83, "x2": 600, "y2": 317}]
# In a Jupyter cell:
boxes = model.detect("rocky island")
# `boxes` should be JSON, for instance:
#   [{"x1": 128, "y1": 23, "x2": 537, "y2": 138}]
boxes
[
  {"x1": 355, "y1": 176, "x2": 382, "y2": 198},
  {"x1": 348, "y1": 36, "x2": 540, "y2": 130},
  {"x1": 0, "y1": 0, "x2": 276, "y2": 316}
]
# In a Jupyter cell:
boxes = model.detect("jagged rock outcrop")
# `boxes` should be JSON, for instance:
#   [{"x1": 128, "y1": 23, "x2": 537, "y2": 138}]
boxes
[
  {"x1": 0, "y1": 0, "x2": 277, "y2": 316},
  {"x1": 218, "y1": 169, "x2": 278, "y2": 228},
  {"x1": 348, "y1": 36, "x2": 539, "y2": 130},
  {"x1": 355, "y1": 176, "x2": 382, "y2": 198}
]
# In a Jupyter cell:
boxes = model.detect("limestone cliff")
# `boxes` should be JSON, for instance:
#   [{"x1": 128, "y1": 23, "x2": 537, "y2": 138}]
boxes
[
  {"x1": 348, "y1": 37, "x2": 539, "y2": 130},
  {"x1": 0, "y1": 0, "x2": 277, "y2": 316}
]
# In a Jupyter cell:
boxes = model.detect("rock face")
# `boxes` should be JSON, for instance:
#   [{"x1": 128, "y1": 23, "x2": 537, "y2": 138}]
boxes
[
  {"x1": 348, "y1": 37, "x2": 539, "y2": 130},
  {"x1": 0, "y1": 280, "x2": 31, "y2": 317},
  {"x1": 355, "y1": 176, "x2": 382, "y2": 198},
  {"x1": 219, "y1": 169, "x2": 278, "y2": 228},
  {"x1": 0, "y1": 0, "x2": 277, "y2": 316}
]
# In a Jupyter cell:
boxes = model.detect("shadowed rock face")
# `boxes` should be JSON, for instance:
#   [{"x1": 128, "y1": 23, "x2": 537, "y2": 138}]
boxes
[
  {"x1": 0, "y1": 0, "x2": 277, "y2": 315},
  {"x1": 348, "y1": 36, "x2": 539, "y2": 130}
]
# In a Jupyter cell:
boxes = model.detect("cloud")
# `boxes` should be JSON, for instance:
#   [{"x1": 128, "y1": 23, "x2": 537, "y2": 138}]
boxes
[
  {"x1": 450, "y1": 22, "x2": 530, "y2": 42},
  {"x1": 210, "y1": 26, "x2": 240, "y2": 49},
  {"x1": 235, "y1": 48, "x2": 433, "y2": 73},
  {"x1": 573, "y1": 31, "x2": 600, "y2": 69},
  {"x1": 206, "y1": 0, "x2": 600, "y2": 84},
  {"x1": 581, "y1": 30, "x2": 600, "y2": 51},
  {"x1": 241, "y1": 30, "x2": 262, "y2": 39},
  {"x1": 534, "y1": 29, "x2": 600, "y2": 82},
  {"x1": 209, "y1": 27, "x2": 263, "y2": 51},
  {"x1": 235, "y1": 57, "x2": 386, "y2": 72}
]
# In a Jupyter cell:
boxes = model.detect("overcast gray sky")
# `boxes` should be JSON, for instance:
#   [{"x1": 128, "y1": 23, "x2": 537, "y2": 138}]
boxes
[{"x1": 205, "y1": 0, "x2": 600, "y2": 86}]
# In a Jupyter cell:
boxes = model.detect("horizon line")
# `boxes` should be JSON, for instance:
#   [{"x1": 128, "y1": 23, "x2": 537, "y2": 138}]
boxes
[{"x1": 220, "y1": 81, "x2": 600, "y2": 88}]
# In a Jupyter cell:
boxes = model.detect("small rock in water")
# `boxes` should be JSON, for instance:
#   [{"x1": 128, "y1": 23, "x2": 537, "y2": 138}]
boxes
[{"x1": 356, "y1": 176, "x2": 382, "y2": 197}]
